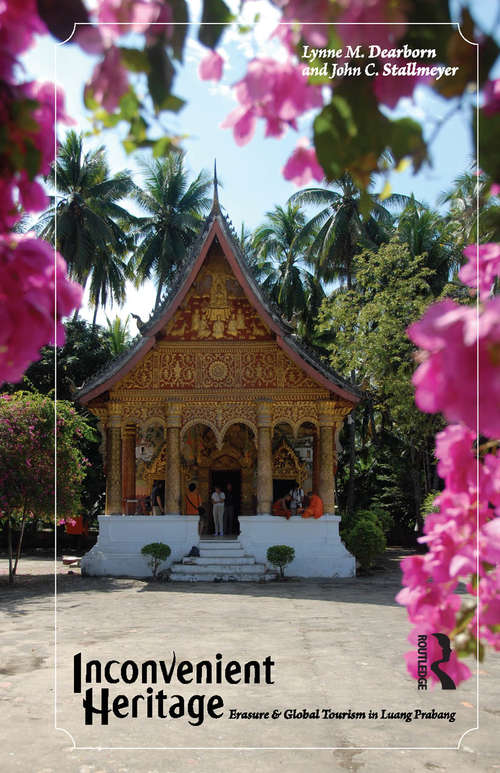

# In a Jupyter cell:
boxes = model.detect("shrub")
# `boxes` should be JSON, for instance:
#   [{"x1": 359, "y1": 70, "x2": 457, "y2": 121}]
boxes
[
  {"x1": 343, "y1": 518, "x2": 386, "y2": 572},
  {"x1": 141, "y1": 542, "x2": 171, "y2": 579},
  {"x1": 266, "y1": 545, "x2": 295, "y2": 578}
]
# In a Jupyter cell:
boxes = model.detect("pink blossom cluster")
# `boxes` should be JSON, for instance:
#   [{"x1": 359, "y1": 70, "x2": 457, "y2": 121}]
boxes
[
  {"x1": 222, "y1": 58, "x2": 323, "y2": 147},
  {"x1": 408, "y1": 296, "x2": 500, "y2": 438},
  {"x1": 0, "y1": 0, "x2": 82, "y2": 385},
  {"x1": 79, "y1": 0, "x2": 172, "y2": 112},
  {"x1": 399, "y1": 242, "x2": 500, "y2": 685},
  {"x1": 0, "y1": 234, "x2": 82, "y2": 383}
]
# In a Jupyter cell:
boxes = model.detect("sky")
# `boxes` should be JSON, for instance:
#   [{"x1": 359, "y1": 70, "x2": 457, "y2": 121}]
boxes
[{"x1": 21, "y1": 0, "x2": 498, "y2": 332}]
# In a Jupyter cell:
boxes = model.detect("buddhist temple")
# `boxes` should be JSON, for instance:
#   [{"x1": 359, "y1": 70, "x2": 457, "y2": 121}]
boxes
[{"x1": 78, "y1": 172, "x2": 361, "y2": 579}]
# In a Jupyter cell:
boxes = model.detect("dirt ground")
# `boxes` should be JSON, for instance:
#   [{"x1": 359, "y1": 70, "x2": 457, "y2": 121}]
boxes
[{"x1": 0, "y1": 548, "x2": 498, "y2": 773}]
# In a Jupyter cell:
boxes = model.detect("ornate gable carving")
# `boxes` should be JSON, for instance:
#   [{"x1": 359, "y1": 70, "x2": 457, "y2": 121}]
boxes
[{"x1": 162, "y1": 249, "x2": 272, "y2": 342}]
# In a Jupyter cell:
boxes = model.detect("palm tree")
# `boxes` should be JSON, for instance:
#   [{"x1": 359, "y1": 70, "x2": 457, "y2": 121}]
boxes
[
  {"x1": 105, "y1": 315, "x2": 132, "y2": 356},
  {"x1": 397, "y1": 197, "x2": 461, "y2": 295},
  {"x1": 252, "y1": 202, "x2": 320, "y2": 326},
  {"x1": 289, "y1": 173, "x2": 407, "y2": 288},
  {"x1": 35, "y1": 130, "x2": 136, "y2": 322},
  {"x1": 439, "y1": 169, "x2": 500, "y2": 246},
  {"x1": 131, "y1": 153, "x2": 212, "y2": 309}
]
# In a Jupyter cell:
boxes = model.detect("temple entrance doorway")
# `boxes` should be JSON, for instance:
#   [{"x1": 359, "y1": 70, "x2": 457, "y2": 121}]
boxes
[
  {"x1": 210, "y1": 469, "x2": 241, "y2": 535},
  {"x1": 273, "y1": 479, "x2": 293, "y2": 502}
]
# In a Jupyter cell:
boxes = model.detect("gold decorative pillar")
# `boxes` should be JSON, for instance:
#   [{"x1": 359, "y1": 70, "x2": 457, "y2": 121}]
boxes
[
  {"x1": 106, "y1": 405, "x2": 122, "y2": 515},
  {"x1": 121, "y1": 423, "x2": 136, "y2": 512},
  {"x1": 312, "y1": 428, "x2": 320, "y2": 493},
  {"x1": 256, "y1": 401, "x2": 273, "y2": 514},
  {"x1": 165, "y1": 402, "x2": 182, "y2": 514},
  {"x1": 318, "y1": 402, "x2": 336, "y2": 515}
]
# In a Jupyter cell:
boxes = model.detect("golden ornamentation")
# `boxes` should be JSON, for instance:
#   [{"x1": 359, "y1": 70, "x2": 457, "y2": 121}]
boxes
[{"x1": 272, "y1": 440, "x2": 307, "y2": 486}]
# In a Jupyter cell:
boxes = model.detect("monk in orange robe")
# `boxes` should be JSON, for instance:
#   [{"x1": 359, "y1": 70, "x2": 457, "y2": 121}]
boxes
[
  {"x1": 302, "y1": 491, "x2": 324, "y2": 519},
  {"x1": 272, "y1": 495, "x2": 292, "y2": 519},
  {"x1": 185, "y1": 482, "x2": 202, "y2": 515}
]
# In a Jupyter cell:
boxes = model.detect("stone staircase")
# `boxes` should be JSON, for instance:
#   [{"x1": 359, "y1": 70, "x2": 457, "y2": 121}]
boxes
[{"x1": 169, "y1": 539, "x2": 277, "y2": 582}]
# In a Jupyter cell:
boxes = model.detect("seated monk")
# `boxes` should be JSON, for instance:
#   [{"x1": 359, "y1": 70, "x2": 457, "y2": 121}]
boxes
[
  {"x1": 272, "y1": 495, "x2": 292, "y2": 520},
  {"x1": 302, "y1": 491, "x2": 324, "y2": 519}
]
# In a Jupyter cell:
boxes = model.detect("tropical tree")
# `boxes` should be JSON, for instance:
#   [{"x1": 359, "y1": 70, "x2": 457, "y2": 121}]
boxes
[
  {"x1": 131, "y1": 153, "x2": 212, "y2": 309},
  {"x1": 289, "y1": 173, "x2": 407, "y2": 288},
  {"x1": 397, "y1": 197, "x2": 461, "y2": 296},
  {"x1": 0, "y1": 391, "x2": 94, "y2": 584},
  {"x1": 439, "y1": 169, "x2": 500, "y2": 247},
  {"x1": 251, "y1": 202, "x2": 323, "y2": 335},
  {"x1": 105, "y1": 315, "x2": 132, "y2": 356},
  {"x1": 34, "y1": 130, "x2": 136, "y2": 322}
]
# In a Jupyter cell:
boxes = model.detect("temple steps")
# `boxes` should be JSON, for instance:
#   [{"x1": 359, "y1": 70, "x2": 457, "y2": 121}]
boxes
[{"x1": 169, "y1": 539, "x2": 277, "y2": 582}]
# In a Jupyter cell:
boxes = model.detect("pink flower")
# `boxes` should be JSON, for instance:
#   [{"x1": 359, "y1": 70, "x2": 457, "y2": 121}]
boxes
[
  {"x1": 275, "y1": 0, "x2": 330, "y2": 47},
  {"x1": 87, "y1": 46, "x2": 129, "y2": 112},
  {"x1": 282, "y1": 138, "x2": 324, "y2": 185},
  {"x1": 199, "y1": 50, "x2": 224, "y2": 81},
  {"x1": 336, "y1": 0, "x2": 406, "y2": 51},
  {"x1": 0, "y1": 0, "x2": 46, "y2": 81},
  {"x1": 97, "y1": 0, "x2": 165, "y2": 42},
  {"x1": 483, "y1": 79, "x2": 500, "y2": 116},
  {"x1": 222, "y1": 58, "x2": 322, "y2": 146},
  {"x1": 0, "y1": 234, "x2": 82, "y2": 384},
  {"x1": 435, "y1": 424, "x2": 476, "y2": 494},
  {"x1": 460, "y1": 243, "x2": 500, "y2": 300},
  {"x1": 408, "y1": 298, "x2": 500, "y2": 438},
  {"x1": 373, "y1": 58, "x2": 430, "y2": 108}
]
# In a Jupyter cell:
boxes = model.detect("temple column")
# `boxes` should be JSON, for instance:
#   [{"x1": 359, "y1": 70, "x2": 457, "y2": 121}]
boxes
[
  {"x1": 106, "y1": 405, "x2": 122, "y2": 515},
  {"x1": 318, "y1": 402, "x2": 336, "y2": 515},
  {"x1": 312, "y1": 428, "x2": 320, "y2": 493},
  {"x1": 256, "y1": 400, "x2": 273, "y2": 515},
  {"x1": 121, "y1": 423, "x2": 136, "y2": 513},
  {"x1": 165, "y1": 402, "x2": 182, "y2": 514}
]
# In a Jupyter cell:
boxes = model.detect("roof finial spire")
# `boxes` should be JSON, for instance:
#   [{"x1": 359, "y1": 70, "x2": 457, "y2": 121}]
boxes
[{"x1": 211, "y1": 159, "x2": 220, "y2": 215}]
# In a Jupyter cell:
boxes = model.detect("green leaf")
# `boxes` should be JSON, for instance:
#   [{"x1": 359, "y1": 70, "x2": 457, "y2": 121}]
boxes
[
  {"x1": 146, "y1": 43, "x2": 175, "y2": 112},
  {"x1": 168, "y1": 0, "x2": 189, "y2": 62},
  {"x1": 198, "y1": 0, "x2": 233, "y2": 49},
  {"x1": 477, "y1": 108, "x2": 500, "y2": 182},
  {"x1": 120, "y1": 46, "x2": 151, "y2": 73},
  {"x1": 83, "y1": 87, "x2": 99, "y2": 111},
  {"x1": 153, "y1": 137, "x2": 173, "y2": 157},
  {"x1": 119, "y1": 90, "x2": 140, "y2": 120},
  {"x1": 162, "y1": 94, "x2": 186, "y2": 113},
  {"x1": 390, "y1": 118, "x2": 428, "y2": 173},
  {"x1": 314, "y1": 78, "x2": 390, "y2": 188}
]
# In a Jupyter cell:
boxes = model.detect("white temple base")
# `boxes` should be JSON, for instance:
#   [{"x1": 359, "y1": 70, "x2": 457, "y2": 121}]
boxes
[
  {"x1": 239, "y1": 514, "x2": 355, "y2": 578},
  {"x1": 80, "y1": 515, "x2": 200, "y2": 578},
  {"x1": 80, "y1": 513, "x2": 355, "y2": 579}
]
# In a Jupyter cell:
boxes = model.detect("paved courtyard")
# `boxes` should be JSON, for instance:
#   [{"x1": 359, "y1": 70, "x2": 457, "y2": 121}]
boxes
[{"x1": 0, "y1": 549, "x2": 498, "y2": 772}]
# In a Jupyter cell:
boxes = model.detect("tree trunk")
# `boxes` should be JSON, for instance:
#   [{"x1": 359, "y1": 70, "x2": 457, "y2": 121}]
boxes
[
  {"x1": 154, "y1": 282, "x2": 163, "y2": 310},
  {"x1": 13, "y1": 508, "x2": 27, "y2": 576},
  {"x1": 410, "y1": 447, "x2": 423, "y2": 531},
  {"x1": 7, "y1": 517, "x2": 13, "y2": 586},
  {"x1": 92, "y1": 303, "x2": 98, "y2": 328}
]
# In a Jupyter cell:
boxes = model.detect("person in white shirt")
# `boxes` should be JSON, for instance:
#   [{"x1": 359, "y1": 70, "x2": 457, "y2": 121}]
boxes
[
  {"x1": 211, "y1": 486, "x2": 225, "y2": 536},
  {"x1": 289, "y1": 483, "x2": 304, "y2": 515}
]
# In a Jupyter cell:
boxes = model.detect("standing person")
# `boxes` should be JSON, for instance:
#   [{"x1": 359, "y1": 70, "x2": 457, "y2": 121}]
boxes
[
  {"x1": 211, "y1": 485, "x2": 225, "y2": 537},
  {"x1": 151, "y1": 480, "x2": 164, "y2": 515},
  {"x1": 223, "y1": 481, "x2": 235, "y2": 535},
  {"x1": 289, "y1": 482, "x2": 304, "y2": 515},
  {"x1": 185, "y1": 482, "x2": 202, "y2": 515}
]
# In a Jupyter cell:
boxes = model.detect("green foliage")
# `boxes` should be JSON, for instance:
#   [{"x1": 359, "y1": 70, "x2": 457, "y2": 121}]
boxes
[
  {"x1": 141, "y1": 542, "x2": 172, "y2": 579},
  {"x1": 131, "y1": 153, "x2": 211, "y2": 308},
  {"x1": 105, "y1": 315, "x2": 132, "y2": 356},
  {"x1": 35, "y1": 131, "x2": 136, "y2": 323},
  {"x1": 0, "y1": 391, "x2": 94, "y2": 581},
  {"x1": 421, "y1": 490, "x2": 440, "y2": 519},
  {"x1": 266, "y1": 545, "x2": 295, "y2": 578},
  {"x1": 343, "y1": 518, "x2": 386, "y2": 571},
  {"x1": 252, "y1": 202, "x2": 324, "y2": 337}
]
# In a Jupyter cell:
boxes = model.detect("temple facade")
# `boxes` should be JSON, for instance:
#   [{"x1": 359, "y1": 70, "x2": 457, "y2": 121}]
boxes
[{"x1": 78, "y1": 186, "x2": 361, "y2": 579}]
